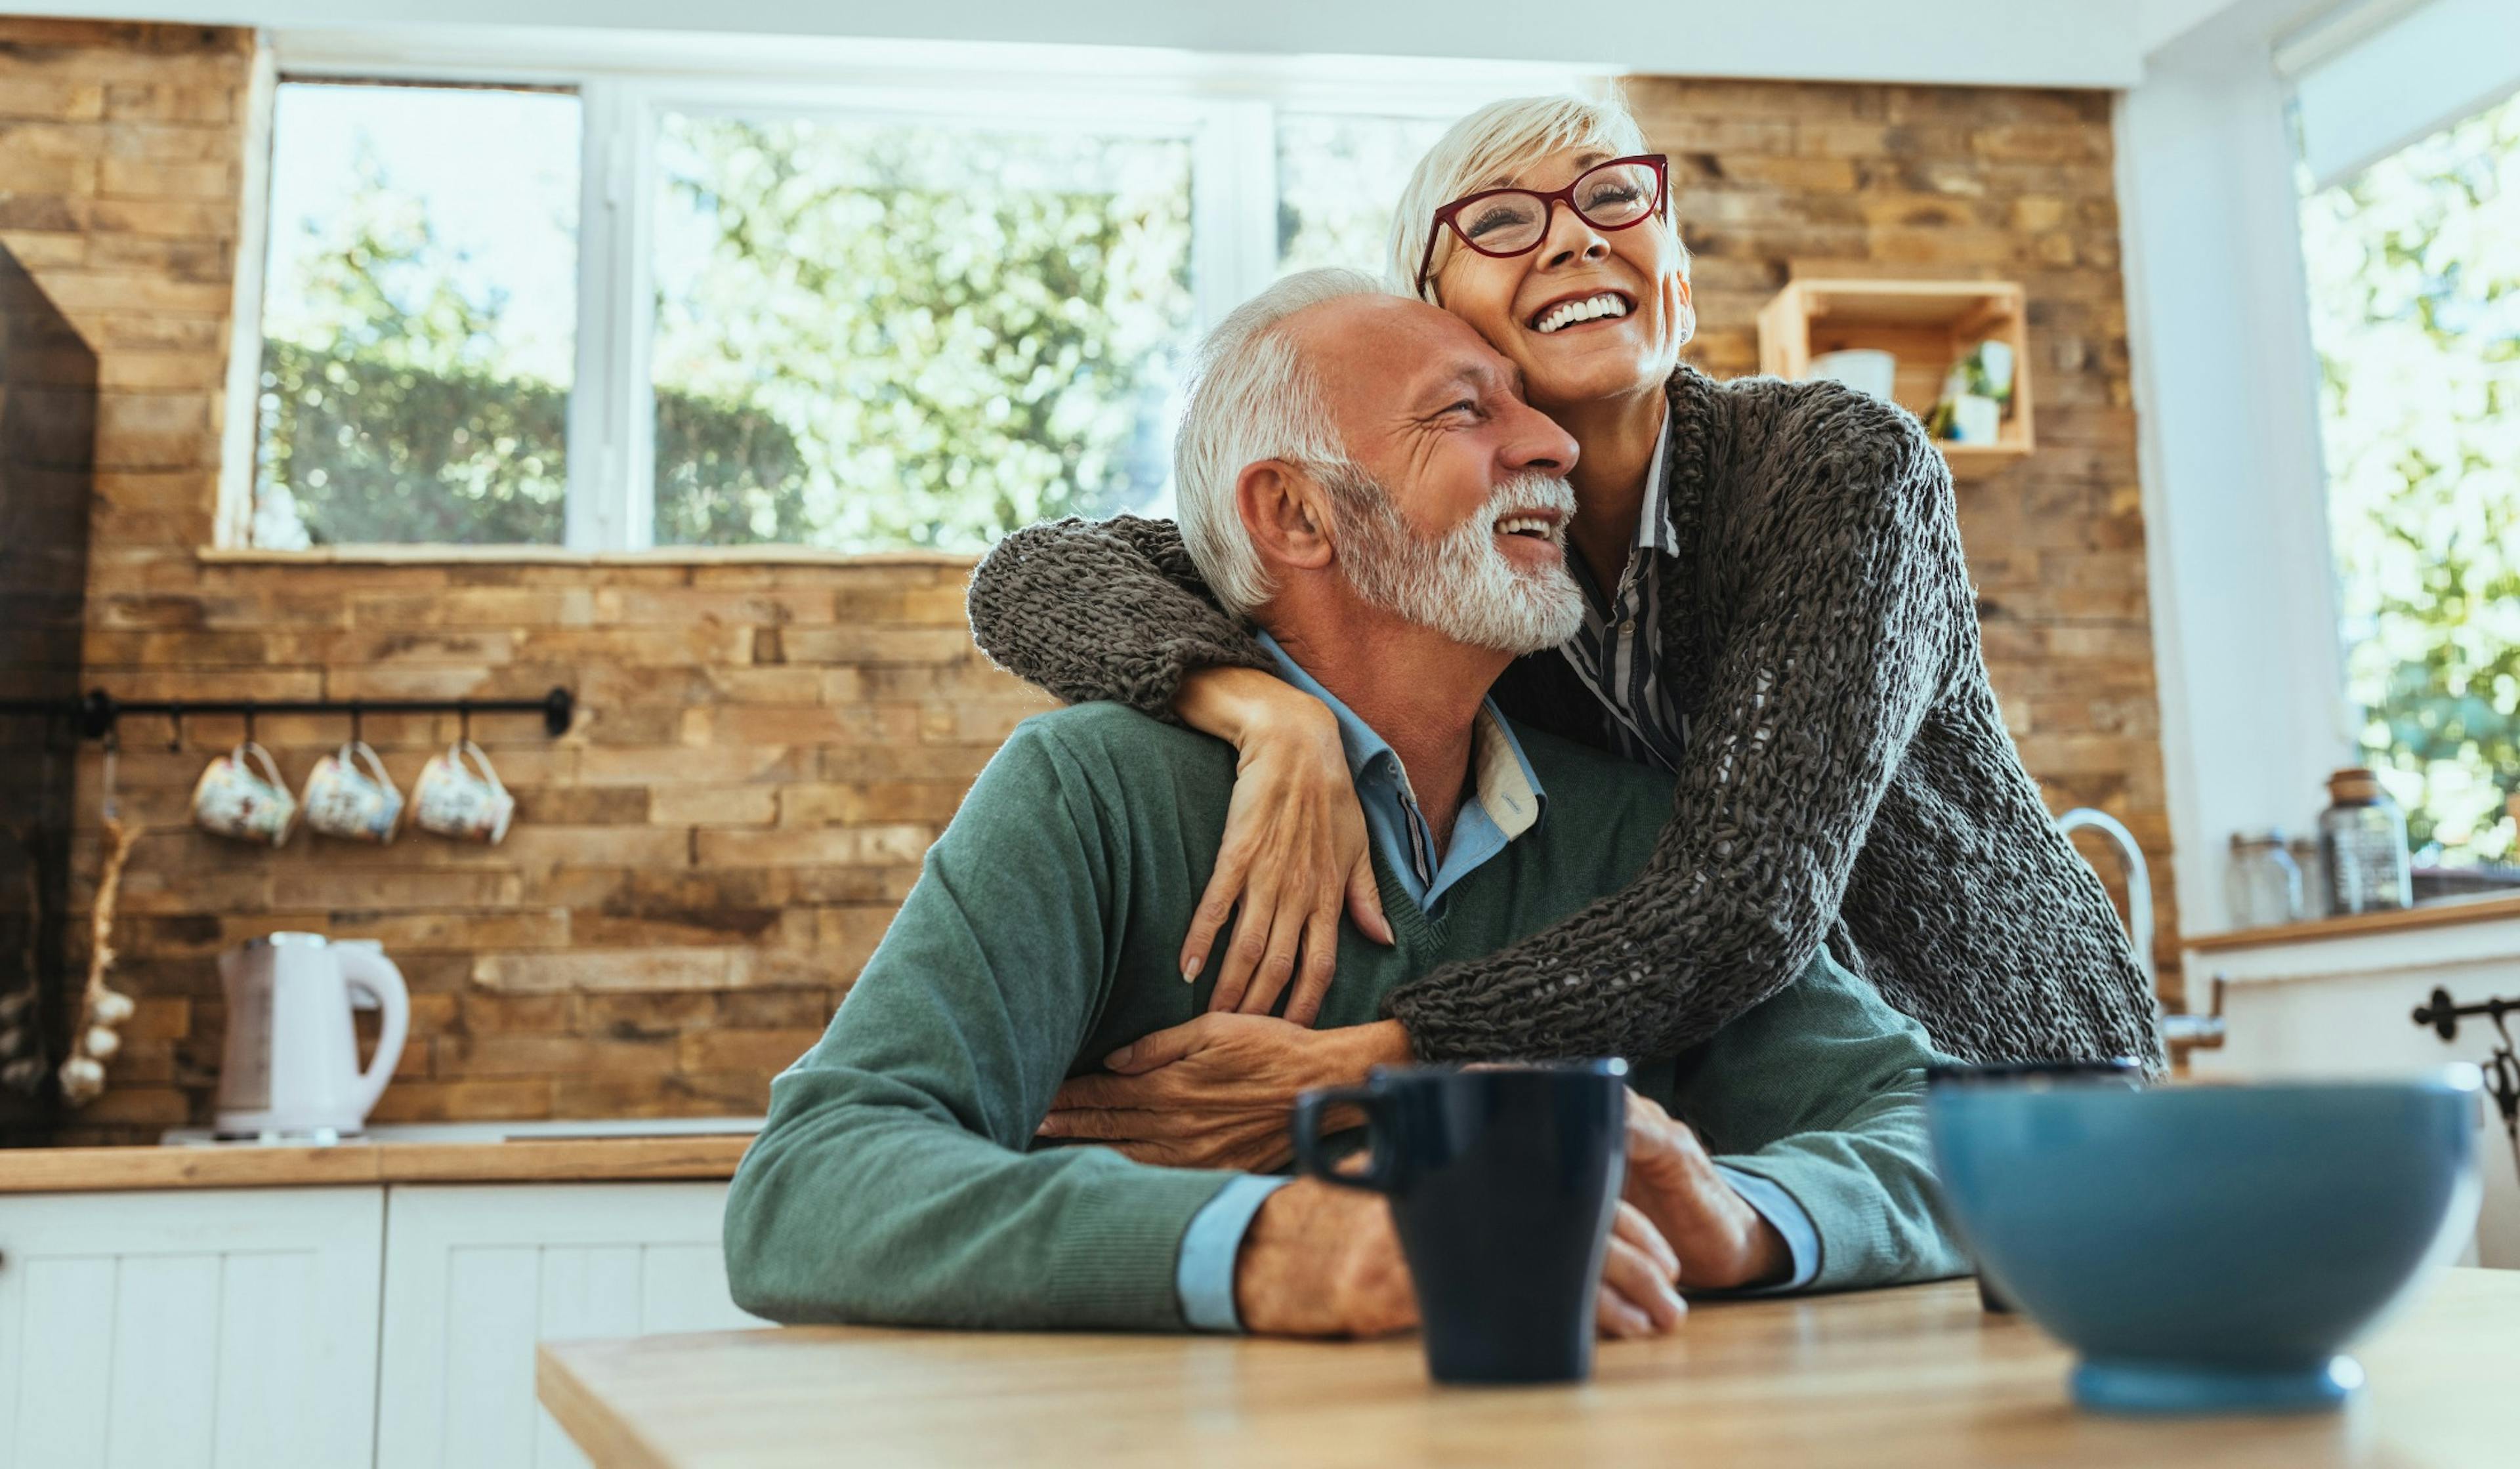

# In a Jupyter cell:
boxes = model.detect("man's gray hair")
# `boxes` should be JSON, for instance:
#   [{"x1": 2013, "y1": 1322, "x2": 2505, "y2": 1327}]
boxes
[{"x1": 1175, "y1": 267, "x2": 1393, "y2": 618}]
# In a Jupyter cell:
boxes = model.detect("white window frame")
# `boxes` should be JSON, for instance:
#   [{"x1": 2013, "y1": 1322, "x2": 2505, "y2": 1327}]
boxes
[{"x1": 226, "y1": 29, "x2": 1570, "y2": 556}]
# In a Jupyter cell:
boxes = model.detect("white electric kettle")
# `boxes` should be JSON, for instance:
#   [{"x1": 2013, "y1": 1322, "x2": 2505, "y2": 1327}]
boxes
[{"x1": 216, "y1": 932, "x2": 410, "y2": 1138}]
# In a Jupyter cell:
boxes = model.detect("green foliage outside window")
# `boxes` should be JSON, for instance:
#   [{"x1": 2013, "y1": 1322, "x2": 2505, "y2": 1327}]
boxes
[
  {"x1": 2300, "y1": 89, "x2": 2520, "y2": 859},
  {"x1": 255, "y1": 113, "x2": 1195, "y2": 554},
  {"x1": 253, "y1": 154, "x2": 570, "y2": 546},
  {"x1": 649, "y1": 115, "x2": 1194, "y2": 551}
]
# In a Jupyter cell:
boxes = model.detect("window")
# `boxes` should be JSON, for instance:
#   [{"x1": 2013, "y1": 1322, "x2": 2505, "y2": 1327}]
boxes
[
  {"x1": 242, "y1": 49, "x2": 1525, "y2": 555},
  {"x1": 253, "y1": 81, "x2": 581, "y2": 548},
  {"x1": 2298, "y1": 87, "x2": 2520, "y2": 862},
  {"x1": 649, "y1": 112, "x2": 1193, "y2": 552},
  {"x1": 1274, "y1": 112, "x2": 1454, "y2": 276}
]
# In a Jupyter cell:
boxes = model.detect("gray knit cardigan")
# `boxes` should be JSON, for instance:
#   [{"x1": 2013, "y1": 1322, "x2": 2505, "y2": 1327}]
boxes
[{"x1": 965, "y1": 363, "x2": 2165, "y2": 1070}]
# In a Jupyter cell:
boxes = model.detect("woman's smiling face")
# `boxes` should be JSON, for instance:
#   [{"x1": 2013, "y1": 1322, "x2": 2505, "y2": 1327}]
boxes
[{"x1": 1427, "y1": 146, "x2": 1692, "y2": 413}]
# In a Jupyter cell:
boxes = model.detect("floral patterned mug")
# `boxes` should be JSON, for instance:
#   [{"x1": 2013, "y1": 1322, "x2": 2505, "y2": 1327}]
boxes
[
  {"x1": 192, "y1": 741, "x2": 296, "y2": 846},
  {"x1": 412, "y1": 739, "x2": 513, "y2": 844},
  {"x1": 301, "y1": 739, "x2": 404, "y2": 844}
]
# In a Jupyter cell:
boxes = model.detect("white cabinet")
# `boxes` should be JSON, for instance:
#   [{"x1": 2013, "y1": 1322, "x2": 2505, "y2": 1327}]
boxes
[
  {"x1": 375, "y1": 1182, "x2": 764, "y2": 1469},
  {"x1": 0, "y1": 1176, "x2": 759, "y2": 1469},
  {"x1": 2187, "y1": 910, "x2": 2520, "y2": 1268},
  {"x1": 0, "y1": 1188, "x2": 383, "y2": 1469}
]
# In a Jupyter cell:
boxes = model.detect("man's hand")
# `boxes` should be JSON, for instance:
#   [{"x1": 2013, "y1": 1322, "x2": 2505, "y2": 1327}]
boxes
[
  {"x1": 1038, "y1": 1014, "x2": 1412, "y2": 1171},
  {"x1": 1234, "y1": 1180, "x2": 1687, "y2": 1340},
  {"x1": 1621, "y1": 1091, "x2": 1792, "y2": 1292},
  {"x1": 1234, "y1": 1180, "x2": 1416, "y2": 1337},
  {"x1": 1599, "y1": 1200, "x2": 1689, "y2": 1338}
]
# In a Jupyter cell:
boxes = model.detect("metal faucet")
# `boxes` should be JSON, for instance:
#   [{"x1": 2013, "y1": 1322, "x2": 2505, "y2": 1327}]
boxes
[
  {"x1": 2056, "y1": 808, "x2": 2225, "y2": 1054},
  {"x1": 2057, "y1": 808, "x2": 2152, "y2": 983}
]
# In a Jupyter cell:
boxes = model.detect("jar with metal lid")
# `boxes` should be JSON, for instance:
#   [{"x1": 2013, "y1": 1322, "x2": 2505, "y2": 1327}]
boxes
[
  {"x1": 2319, "y1": 768, "x2": 2414, "y2": 915},
  {"x1": 2227, "y1": 830, "x2": 2303, "y2": 928}
]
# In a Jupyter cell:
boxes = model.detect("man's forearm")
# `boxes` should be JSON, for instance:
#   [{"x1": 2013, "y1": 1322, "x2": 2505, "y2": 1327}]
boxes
[{"x1": 726, "y1": 1067, "x2": 1239, "y2": 1331}]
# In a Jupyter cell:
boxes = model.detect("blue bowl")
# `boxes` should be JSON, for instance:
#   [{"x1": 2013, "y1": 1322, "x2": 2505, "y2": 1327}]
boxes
[{"x1": 1927, "y1": 1072, "x2": 2481, "y2": 1415}]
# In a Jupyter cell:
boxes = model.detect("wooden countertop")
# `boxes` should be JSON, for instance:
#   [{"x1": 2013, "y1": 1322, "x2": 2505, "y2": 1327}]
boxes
[
  {"x1": 1, "y1": 1133, "x2": 753, "y2": 1193},
  {"x1": 537, "y1": 1270, "x2": 2520, "y2": 1469},
  {"x1": 2185, "y1": 893, "x2": 2520, "y2": 954}
]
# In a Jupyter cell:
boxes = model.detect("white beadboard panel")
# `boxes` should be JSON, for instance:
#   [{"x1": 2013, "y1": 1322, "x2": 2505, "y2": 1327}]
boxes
[
  {"x1": 215, "y1": 1250, "x2": 329, "y2": 1469},
  {"x1": 530, "y1": 1247, "x2": 641, "y2": 1468},
  {"x1": 375, "y1": 1182, "x2": 766, "y2": 1469},
  {"x1": 442, "y1": 1248, "x2": 545, "y2": 1469},
  {"x1": 14, "y1": 1256, "x2": 116, "y2": 1469},
  {"x1": 106, "y1": 1254, "x2": 220, "y2": 1469},
  {"x1": 637, "y1": 1242, "x2": 748, "y2": 1334},
  {"x1": 0, "y1": 1188, "x2": 385, "y2": 1469}
]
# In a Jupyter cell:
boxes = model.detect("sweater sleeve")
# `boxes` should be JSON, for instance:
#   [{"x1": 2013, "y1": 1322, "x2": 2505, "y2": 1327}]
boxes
[
  {"x1": 721, "y1": 721, "x2": 1239, "y2": 1331},
  {"x1": 965, "y1": 514, "x2": 1277, "y2": 718},
  {"x1": 1387, "y1": 387, "x2": 1967, "y2": 1062},
  {"x1": 1670, "y1": 947, "x2": 1969, "y2": 1293}
]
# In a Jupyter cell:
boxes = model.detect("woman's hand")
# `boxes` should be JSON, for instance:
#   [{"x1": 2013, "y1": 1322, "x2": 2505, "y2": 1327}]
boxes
[
  {"x1": 1036, "y1": 1015, "x2": 1412, "y2": 1171},
  {"x1": 1172, "y1": 667, "x2": 1395, "y2": 1024}
]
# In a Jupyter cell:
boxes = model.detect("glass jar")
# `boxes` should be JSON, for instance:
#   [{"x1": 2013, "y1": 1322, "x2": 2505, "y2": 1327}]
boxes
[
  {"x1": 2227, "y1": 831, "x2": 2303, "y2": 928},
  {"x1": 2288, "y1": 833, "x2": 2330, "y2": 921},
  {"x1": 2319, "y1": 768, "x2": 2414, "y2": 915}
]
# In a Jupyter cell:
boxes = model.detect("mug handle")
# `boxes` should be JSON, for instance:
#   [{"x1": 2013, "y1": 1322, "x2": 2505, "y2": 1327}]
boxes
[
  {"x1": 348, "y1": 739, "x2": 395, "y2": 793},
  {"x1": 1291, "y1": 1084, "x2": 1400, "y2": 1193},
  {"x1": 239, "y1": 739, "x2": 285, "y2": 791},
  {"x1": 453, "y1": 739, "x2": 507, "y2": 798}
]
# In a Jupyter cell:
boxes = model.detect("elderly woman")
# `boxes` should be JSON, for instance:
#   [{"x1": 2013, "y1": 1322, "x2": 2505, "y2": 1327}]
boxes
[{"x1": 970, "y1": 93, "x2": 2160, "y2": 1144}]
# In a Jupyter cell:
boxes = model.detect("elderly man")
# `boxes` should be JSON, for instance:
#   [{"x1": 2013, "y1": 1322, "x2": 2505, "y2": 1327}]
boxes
[{"x1": 724, "y1": 270, "x2": 1964, "y2": 1336}]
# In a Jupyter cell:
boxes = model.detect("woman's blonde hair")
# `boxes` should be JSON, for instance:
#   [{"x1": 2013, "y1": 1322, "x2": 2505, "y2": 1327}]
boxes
[{"x1": 1388, "y1": 91, "x2": 1683, "y2": 302}]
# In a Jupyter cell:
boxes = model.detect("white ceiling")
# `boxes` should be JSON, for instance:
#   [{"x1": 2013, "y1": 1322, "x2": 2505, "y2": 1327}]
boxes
[{"x1": 24, "y1": 0, "x2": 2210, "y2": 88}]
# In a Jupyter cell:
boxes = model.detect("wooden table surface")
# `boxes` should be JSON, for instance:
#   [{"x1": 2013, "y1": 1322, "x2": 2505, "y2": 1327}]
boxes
[{"x1": 538, "y1": 1268, "x2": 2520, "y2": 1469}]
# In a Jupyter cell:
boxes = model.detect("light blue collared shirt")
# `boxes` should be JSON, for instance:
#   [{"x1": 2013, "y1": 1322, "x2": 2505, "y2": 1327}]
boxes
[
  {"x1": 1173, "y1": 638, "x2": 1817, "y2": 1331},
  {"x1": 1253, "y1": 631, "x2": 1544, "y2": 913}
]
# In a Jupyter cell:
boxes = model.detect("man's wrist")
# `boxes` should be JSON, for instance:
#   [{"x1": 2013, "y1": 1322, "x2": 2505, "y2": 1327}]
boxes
[
  {"x1": 1332, "y1": 1020, "x2": 1414, "y2": 1081},
  {"x1": 1233, "y1": 1181, "x2": 1325, "y2": 1336},
  {"x1": 1232, "y1": 1178, "x2": 1412, "y2": 1338},
  {"x1": 1740, "y1": 1215, "x2": 1793, "y2": 1289}
]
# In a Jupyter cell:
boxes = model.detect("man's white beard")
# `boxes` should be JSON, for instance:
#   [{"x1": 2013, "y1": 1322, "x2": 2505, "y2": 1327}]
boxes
[{"x1": 1323, "y1": 469, "x2": 1586, "y2": 656}]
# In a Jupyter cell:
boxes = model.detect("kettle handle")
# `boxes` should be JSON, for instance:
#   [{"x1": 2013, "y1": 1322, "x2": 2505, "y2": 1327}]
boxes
[{"x1": 334, "y1": 941, "x2": 410, "y2": 1121}]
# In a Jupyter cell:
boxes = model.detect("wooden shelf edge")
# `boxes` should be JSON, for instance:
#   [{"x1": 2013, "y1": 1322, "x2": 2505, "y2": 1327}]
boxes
[
  {"x1": 2183, "y1": 894, "x2": 2520, "y2": 955},
  {"x1": 0, "y1": 1134, "x2": 756, "y2": 1194}
]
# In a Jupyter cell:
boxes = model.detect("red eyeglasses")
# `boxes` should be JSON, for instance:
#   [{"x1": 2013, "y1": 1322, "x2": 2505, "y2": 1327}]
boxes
[{"x1": 1414, "y1": 154, "x2": 1672, "y2": 298}]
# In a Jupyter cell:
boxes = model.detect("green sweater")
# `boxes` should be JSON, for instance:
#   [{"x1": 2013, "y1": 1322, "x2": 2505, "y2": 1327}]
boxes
[{"x1": 724, "y1": 703, "x2": 1965, "y2": 1331}]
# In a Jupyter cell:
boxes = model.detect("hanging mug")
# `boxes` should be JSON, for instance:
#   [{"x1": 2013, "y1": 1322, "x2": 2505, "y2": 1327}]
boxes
[
  {"x1": 301, "y1": 740, "x2": 404, "y2": 844},
  {"x1": 412, "y1": 740, "x2": 513, "y2": 844},
  {"x1": 193, "y1": 741, "x2": 296, "y2": 846}
]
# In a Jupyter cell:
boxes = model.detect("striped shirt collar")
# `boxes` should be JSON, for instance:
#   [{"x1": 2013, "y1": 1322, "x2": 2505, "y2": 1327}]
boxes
[
  {"x1": 1557, "y1": 408, "x2": 1688, "y2": 772},
  {"x1": 1637, "y1": 409, "x2": 1680, "y2": 557}
]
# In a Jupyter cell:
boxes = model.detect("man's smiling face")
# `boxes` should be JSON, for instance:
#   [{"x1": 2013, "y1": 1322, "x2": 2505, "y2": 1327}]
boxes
[
  {"x1": 1275, "y1": 293, "x2": 1588, "y2": 655},
  {"x1": 1284, "y1": 293, "x2": 1581, "y2": 577}
]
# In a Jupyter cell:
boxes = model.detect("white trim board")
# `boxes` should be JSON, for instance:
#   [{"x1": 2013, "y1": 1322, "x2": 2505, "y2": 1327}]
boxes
[
  {"x1": 2115, "y1": 0, "x2": 2359, "y2": 936},
  {"x1": 2287, "y1": 0, "x2": 2520, "y2": 189},
  {"x1": 30, "y1": 3, "x2": 2152, "y2": 87}
]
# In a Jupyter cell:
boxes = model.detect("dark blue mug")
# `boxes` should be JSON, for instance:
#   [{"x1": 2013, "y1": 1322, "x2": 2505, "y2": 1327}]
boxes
[{"x1": 1291, "y1": 1059, "x2": 1629, "y2": 1384}]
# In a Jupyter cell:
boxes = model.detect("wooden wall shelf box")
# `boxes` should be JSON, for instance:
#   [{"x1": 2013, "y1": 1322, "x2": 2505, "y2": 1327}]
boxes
[{"x1": 1756, "y1": 278, "x2": 2034, "y2": 476}]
